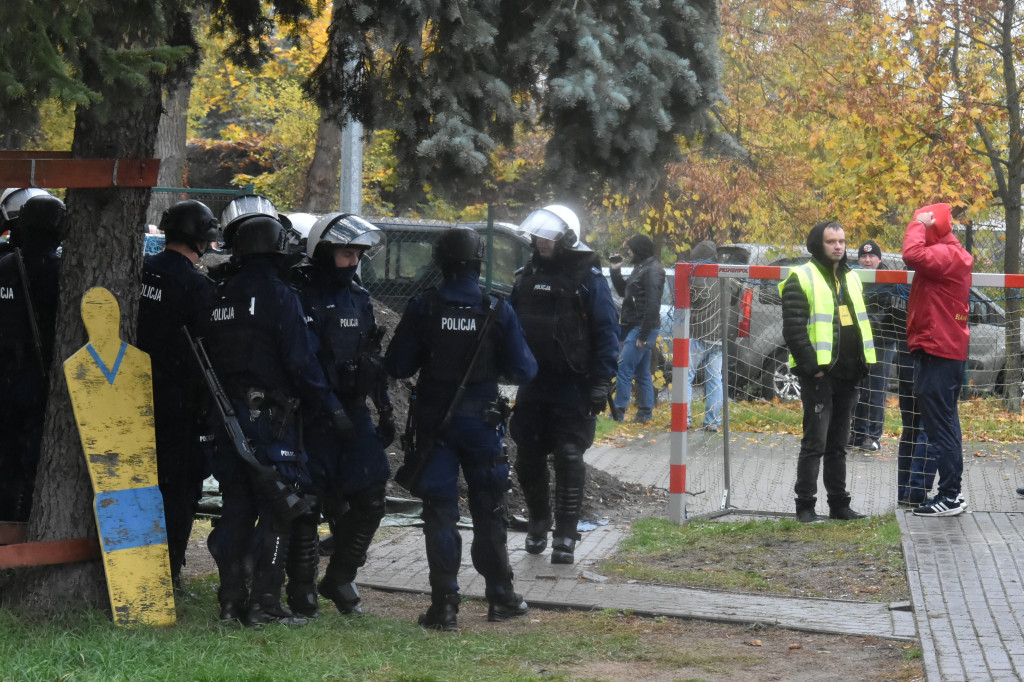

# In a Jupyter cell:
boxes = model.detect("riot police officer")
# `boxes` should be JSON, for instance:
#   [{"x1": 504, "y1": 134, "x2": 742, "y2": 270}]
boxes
[
  {"x1": 385, "y1": 227, "x2": 538, "y2": 631},
  {"x1": 136, "y1": 200, "x2": 218, "y2": 586},
  {"x1": 511, "y1": 205, "x2": 619, "y2": 564},
  {"x1": 289, "y1": 213, "x2": 394, "y2": 618},
  {"x1": 0, "y1": 193, "x2": 66, "y2": 521},
  {"x1": 203, "y1": 214, "x2": 348, "y2": 626}
]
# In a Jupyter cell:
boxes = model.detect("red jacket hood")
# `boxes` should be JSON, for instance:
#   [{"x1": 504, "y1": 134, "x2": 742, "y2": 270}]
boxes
[{"x1": 914, "y1": 203, "x2": 953, "y2": 245}]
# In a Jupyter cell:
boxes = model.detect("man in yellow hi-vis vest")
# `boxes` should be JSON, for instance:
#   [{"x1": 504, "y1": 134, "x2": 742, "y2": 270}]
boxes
[{"x1": 780, "y1": 221, "x2": 876, "y2": 523}]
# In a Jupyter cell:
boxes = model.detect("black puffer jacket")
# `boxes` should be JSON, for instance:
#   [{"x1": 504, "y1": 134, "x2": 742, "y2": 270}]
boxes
[
  {"x1": 611, "y1": 235, "x2": 665, "y2": 337},
  {"x1": 781, "y1": 223, "x2": 869, "y2": 382}
]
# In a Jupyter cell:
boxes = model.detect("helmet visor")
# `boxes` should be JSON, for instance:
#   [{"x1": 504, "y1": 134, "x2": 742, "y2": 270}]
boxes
[
  {"x1": 308, "y1": 214, "x2": 385, "y2": 259},
  {"x1": 220, "y1": 195, "x2": 279, "y2": 232},
  {"x1": 2, "y1": 188, "x2": 51, "y2": 222},
  {"x1": 517, "y1": 209, "x2": 569, "y2": 243}
]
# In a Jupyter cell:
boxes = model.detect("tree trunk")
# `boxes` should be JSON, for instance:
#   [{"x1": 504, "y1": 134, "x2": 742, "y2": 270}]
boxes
[
  {"x1": 147, "y1": 78, "x2": 195, "y2": 225},
  {"x1": 3, "y1": 72, "x2": 163, "y2": 613},
  {"x1": 300, "y1": 109, "x2": 342, "y2": 213}
]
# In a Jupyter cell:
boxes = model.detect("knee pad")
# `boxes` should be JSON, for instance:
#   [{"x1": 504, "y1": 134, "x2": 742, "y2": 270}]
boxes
[{"x1": 552, "y1": 442, "x2": 585, "y2": 477}]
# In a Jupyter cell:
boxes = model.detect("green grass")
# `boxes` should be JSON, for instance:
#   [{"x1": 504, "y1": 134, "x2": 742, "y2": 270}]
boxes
[
  {"x1": 601, "y1": 515, "x2": 905, "y2": 597},
  {"x1": 0, "y1": 579, "x2": 733, "y2": 682},
  {"x1": 623, "y1": 394, "x2": 1024, "y2": 443}
]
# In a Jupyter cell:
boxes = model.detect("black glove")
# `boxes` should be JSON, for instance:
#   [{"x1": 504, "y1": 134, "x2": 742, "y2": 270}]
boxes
[
  {"x1": 587, "y1": 381, "x2": 610, "y2": 417},
  {"x1": 376, "y1": 407, "x2": 396, "y2": 448},
  {"x1": 330, "y1": 407, "x2": 355, "y2": 440}
]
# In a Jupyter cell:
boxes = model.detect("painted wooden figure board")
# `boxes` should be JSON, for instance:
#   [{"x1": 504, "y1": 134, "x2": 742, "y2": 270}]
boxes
[{"x1": 63, "y1": 286, "x2": 175, "y2": 626}]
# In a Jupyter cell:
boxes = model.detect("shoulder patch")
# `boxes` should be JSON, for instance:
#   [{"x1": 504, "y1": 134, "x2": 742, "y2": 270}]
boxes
[{"x1": 591, "y1": 266, "x2": 601, "y2": 275}]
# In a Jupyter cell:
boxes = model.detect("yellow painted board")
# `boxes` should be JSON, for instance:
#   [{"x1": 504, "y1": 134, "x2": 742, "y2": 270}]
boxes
[{"x1": 64, "y1": 287, "x2": 175, "y2": 626}]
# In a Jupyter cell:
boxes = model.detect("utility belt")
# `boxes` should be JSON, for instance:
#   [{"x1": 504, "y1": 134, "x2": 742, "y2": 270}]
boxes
[
  {"x1": 452, "y1": 395, "x2": 511, "y2": 427},
  {"x1": 329, "y1": 355, "x2": 382, "y2": 398}
]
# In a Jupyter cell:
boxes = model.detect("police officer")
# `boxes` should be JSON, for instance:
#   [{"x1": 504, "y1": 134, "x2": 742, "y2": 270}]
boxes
[
  {"x1": 203, "y1": 213, "x2": 349, "y2": 626},
  {"x1": 136, "y1": 200, "x2": 218, "y2": 586},
  {"x1": 289, "y1": 213, "x2": 394, "y2": 618},
  {"x1": 0, "y1": 193, "x2": 66, "y2": 521},
  {"x1": 511, "y1": 205, "x2": 619, "y2": 564},
  {"x1": 385, "y1": 227, "x2": 538, "y2": 631}
]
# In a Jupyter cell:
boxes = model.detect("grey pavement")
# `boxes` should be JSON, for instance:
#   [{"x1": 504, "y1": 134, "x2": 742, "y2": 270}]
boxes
[{"x1": 358, "y1": 429, "x2": 1024, "y2": 681}]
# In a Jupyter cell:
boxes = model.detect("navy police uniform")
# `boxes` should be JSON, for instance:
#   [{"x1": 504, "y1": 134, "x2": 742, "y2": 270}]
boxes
[
  {"x1": 510, "y1": 250, "x2": 619, "y2": 560},
  {"x1": 136, "y1": 248, "x2": 215, "y2": 581},
  {"x1": 204, "y1": 257, "x2": 342, "y2": 621},
  {"x1": 297, "y1": 265, "x2": 391, "y2": 614},
  {"x1": 0, "y1": 244, "x2": 60, "y2": 521},
  {"x1": 385, "y1": 269, "x2": 537, "y2": 612}
]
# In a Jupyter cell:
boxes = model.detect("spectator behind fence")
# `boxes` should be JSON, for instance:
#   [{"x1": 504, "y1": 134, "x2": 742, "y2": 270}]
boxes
[
  {"x1": 685, "y1": 240, "x2": 723, "y2": 433},
  {"x1": 610, "y1": 234, "x2": 665, "y2": 424},
  {"x1": 850, "y1": 240, "x2": 897, "y2": 452},
  {"x1": 780, "y1": 221, "x2": 874, "y2": 523},
  {"x1": 891, "y1": 282, "x2": 935, "y2": 506},
  {"x1": 902, "y1": 203, "x2": 972, "y2": 517}
]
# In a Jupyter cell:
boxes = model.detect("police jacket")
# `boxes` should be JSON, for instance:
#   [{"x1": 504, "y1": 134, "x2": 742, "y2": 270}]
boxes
[
  {"x1": 385, "y1": 269, "x2": 537, "y2": 420},
  {"x1": 611, "y1": 255, "x2": 665, "y2": 338},
  {"x1": 0, "y1": 245, "x2": 60, "y2": 372},
  {"x1": 511, "y1": 250, "x2": 619, "y2": 405},
  {"x1": 204, "y1": 257, "x2": 341, "y2": 415},
  {"x1": 137, "y1": 248, "x2": 215, "y2": 382},
  {"x1": 299, "y1": 267, "x2": 389, "y2": 407},
  {"x1": 781, "y1": 255, "x2": 873, "y2": 383}
]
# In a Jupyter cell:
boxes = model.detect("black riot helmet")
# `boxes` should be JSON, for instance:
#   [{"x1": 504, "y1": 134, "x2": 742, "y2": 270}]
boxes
[
  {"x1": 160, "y1": 200, "x2": 219, "y2": 242},
  {"x1": 435, "y1": 227, "x2": 485, "y2": 265},
  {"x1": 228, "y1": 215, "x2": 291, "y2": 259},
  {"x1": 159, "y1": 200, "x2": 219, "y2": 257},
  {"x1": 18, "y1": 195, "x2": 68, "y2": 247}
]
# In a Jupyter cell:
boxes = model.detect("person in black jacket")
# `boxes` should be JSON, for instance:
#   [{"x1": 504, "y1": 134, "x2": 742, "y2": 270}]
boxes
[
  {"x1": 849, "y1": 240, "x2": 896, "y2": 452},
  {"x1": 610, "y1": 234, "x2": 665, "y2": 423},
  {"x1": 780, "y1": 221, "x2": 873, "y2": 523},
  {"x1": 136, "y1": 200, "x2": 219, "y2": 588}
]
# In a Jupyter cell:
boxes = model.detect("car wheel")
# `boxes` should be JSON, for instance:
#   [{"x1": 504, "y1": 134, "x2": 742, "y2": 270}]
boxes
[{"x1": 763, "y1": 351, "x2": 801, "y2": 402}]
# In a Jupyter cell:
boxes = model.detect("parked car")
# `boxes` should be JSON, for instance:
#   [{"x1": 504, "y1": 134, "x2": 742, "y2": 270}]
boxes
[{"x1": 729, "y1": 251, "x2": 1013, "y2": 401}]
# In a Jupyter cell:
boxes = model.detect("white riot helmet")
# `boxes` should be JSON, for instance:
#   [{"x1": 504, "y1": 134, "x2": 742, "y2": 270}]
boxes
[
  {"x1": 517, "y1": 204, "x2": 589, "y2": 251},
  {"x1": 2, "y1": 188, "x2": 53, "y2": 222},
  {"x1": 306, "y1": 213, "x2": 385, "y2": 262}
]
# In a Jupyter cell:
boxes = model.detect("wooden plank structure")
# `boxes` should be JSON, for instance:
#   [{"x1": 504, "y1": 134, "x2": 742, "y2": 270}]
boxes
[
  {"x1": 63, "y1": 287, "x2": 176, "y2": 626},
  {"x1": 0, "y1": 150, "x2": 159, "y2": 188}
]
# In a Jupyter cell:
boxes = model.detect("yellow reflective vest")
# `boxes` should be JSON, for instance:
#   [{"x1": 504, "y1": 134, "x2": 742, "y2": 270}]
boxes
[{"x1": 778, "y1": 263, "x2": 876, "y2": 369}]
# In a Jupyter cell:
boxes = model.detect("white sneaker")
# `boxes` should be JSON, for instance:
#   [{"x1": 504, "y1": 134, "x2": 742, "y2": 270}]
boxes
[{"x1": 913, "y1": 494, "x2": 966, "y2": 517}]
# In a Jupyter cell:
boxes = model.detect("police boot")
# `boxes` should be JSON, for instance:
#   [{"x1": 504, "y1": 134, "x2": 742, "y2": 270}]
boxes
[
  {"x1": 418, "y1": 593, "x2": 460, "y2": 632},
  {"x1": 487, "y1": 584, "x2": 529, "y2": 622},
  {"x1": 285, "y1": 510, "x2": 321, "y2": 619},
  {"x1": 247, "y1": 594, "x2": 309, "y2": 627},
  {"x1": 550, "y1": 535, "x2": 578, "y2": 565},
  {"x1": 827, "y1": 494, "x2": 866, "y2": 521},
  {"x1": 325, "y1": 487, "x2": 385, "y2": 608},
  {"x1": 525, "y1": 517, "x2": 550, "y2": 555},
  {"x1": 318, "y1": 577, "x2": 362, "y2": 615}
]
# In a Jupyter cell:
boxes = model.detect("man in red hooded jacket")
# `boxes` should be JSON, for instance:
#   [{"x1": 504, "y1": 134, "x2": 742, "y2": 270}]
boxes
[{"x1": 902, "y1": 203, "x2": 972, "y2": 517}]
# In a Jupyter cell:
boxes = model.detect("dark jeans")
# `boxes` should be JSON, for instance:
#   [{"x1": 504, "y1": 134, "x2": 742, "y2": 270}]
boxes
[
  {"x1": 913, "y1": 352, "x2": 964, "y2": 500},
  {"x1": 795, "y1": 374, "x2": 859, "y2": 502},
  {"x1": 852, "y1": 340, "x2": 896, "y2": 442},
  {"x1": 896, "y1": 347, "x2": 935, "y2": 503}
]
